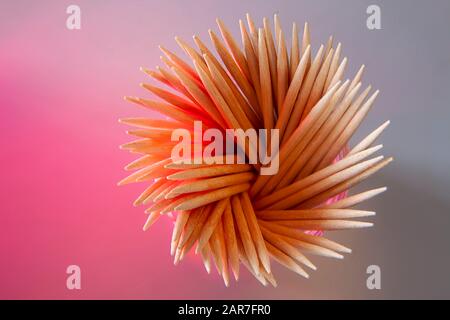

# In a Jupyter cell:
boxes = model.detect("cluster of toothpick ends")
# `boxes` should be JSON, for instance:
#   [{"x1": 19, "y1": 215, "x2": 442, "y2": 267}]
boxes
[{"x1": 119, "y1": 14, "x2": 392, "y2": 287}]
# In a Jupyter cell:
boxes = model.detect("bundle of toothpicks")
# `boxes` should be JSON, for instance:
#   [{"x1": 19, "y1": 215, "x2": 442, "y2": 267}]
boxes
[{"x1": 119, "y1": 14, "x2": 392, "y2": 287}]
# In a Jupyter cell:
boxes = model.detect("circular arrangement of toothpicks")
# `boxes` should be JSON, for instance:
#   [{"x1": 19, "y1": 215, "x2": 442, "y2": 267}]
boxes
[{"x1": 119, "y1": 14, "x2": 392, "y2": 287}]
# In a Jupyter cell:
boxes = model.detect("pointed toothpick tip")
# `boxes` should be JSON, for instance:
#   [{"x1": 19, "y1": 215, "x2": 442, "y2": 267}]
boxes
[{"x1": 374, "y1": 144, "x2": 383, "y2": 151}]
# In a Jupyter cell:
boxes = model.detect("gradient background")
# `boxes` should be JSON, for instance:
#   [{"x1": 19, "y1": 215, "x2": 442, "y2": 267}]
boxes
[{"x1": 1, "y1": 0, "x2": 449, "y2": 299}]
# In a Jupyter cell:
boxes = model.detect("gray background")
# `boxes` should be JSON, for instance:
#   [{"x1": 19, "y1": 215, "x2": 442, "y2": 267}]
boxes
[{"x1": 164, "y1": 0, "x2": 450, "y2": 299}]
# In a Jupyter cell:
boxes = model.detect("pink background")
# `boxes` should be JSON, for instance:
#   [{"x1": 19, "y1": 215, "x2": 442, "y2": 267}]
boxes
[{"x1": 1, "y1": 0, "x2": 449, "y2": 299}]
